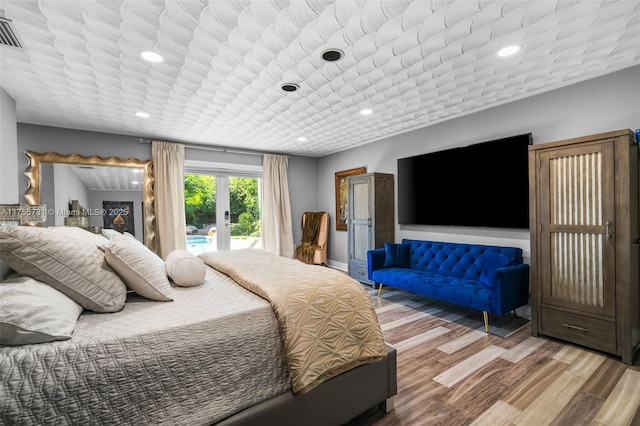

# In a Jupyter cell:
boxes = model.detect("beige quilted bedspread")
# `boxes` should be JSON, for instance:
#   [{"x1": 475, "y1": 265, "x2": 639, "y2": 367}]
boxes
[{"x1": 199, "y1": 248, "x2": 387, "y2": 394}]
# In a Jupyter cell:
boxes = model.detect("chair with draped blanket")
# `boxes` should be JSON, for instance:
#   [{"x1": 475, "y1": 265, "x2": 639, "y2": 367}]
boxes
[{"x1": 295, "y1": 211, "x2": 328, "y2": 266}]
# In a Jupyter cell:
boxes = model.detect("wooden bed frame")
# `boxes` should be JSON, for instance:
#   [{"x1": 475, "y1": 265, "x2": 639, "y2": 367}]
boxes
[{"x1": 218, "y1": 345, "x2": 397, "y2": 425}]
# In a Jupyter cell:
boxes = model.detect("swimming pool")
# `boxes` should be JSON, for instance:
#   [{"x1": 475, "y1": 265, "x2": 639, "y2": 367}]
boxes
[{"x1": 186, "y1": 236, "x2": 262, "y2": 255}]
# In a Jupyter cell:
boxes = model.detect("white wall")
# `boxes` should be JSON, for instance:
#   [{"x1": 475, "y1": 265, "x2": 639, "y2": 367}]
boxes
[
  {"x1": 0, "y1": 88, "x2": 18, "y2": 203},
  {"x1": 320, "y1": 65, "x2": 640, "y2": 267}
]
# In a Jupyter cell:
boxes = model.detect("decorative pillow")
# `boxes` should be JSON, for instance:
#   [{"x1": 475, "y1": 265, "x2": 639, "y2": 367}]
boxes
[
  {"x1": 48, "y1": 226, "x2": 108, "y2": 247},
  {"x1": 101, "y1": 228, "x2": 122, "y2": 240},
  {"x1": 0, "y1": 275, "x2": 84, "y2": 345},
  {"x1": 0, "y1": 225, "x2": 126, "y2": 312},
  {"x1": 102, "y1": 234, "x2": 173, "y2": 301},
  {"x1": 383, "y1": 242, "x2": 411, "y2": 268},
  {"x1": 166, "y1": 250, "x2": 206, "y2": 287},
  {"x1": 479, "y1": 252, "x2": 513, "y2": 286}
]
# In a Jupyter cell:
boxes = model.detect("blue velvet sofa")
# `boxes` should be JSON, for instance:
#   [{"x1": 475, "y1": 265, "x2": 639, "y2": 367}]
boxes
[{"x1": 367, "y1": 239, "x2": 530, "y2": 332}]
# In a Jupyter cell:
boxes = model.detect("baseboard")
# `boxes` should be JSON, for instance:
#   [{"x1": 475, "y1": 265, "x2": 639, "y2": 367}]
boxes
[{"x1": 328, "y1": 260, "x2": 348, "y2": 272}]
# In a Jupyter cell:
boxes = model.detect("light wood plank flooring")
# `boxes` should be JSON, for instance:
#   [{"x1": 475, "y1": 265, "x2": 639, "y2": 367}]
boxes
[{"x1": 355, "y1": 286, "x2": 640, "y2": 426}]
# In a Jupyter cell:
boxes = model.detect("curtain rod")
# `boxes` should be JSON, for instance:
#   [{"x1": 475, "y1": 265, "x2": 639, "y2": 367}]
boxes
[{"x1": 138, "y1": 138, "x2": 264, "y2": 157}]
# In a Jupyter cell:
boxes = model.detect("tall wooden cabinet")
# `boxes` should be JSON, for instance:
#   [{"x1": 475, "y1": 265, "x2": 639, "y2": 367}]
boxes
[
  {"x1": 529, "y1": 129, "x2": 639, "y2": 364},
  {"x1": 347, "y1": 173, "x2": 395, "y2": 285}
]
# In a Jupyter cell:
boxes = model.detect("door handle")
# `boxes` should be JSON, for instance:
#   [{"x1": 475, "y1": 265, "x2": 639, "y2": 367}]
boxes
[{"x1": 604, "y1": 221, "x2": 613, "y2": 239}]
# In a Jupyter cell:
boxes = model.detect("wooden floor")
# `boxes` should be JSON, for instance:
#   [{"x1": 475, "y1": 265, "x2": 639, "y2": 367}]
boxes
[{"x1": 356, "y1": 286, "x2": 640, "y2": 426}]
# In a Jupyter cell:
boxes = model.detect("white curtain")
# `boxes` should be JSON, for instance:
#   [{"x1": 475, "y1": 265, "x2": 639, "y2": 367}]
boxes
[
  {"x1": 152, "y1": 141, "x2": 187, "y2": 259},
  {"x1": 262, "y1": 154, "x2": 294, "y2": 258}
]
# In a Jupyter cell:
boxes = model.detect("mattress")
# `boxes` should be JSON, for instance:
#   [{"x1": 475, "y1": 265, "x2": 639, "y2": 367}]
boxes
[{"x1": 0, "y1": 267, "x2": 290, "y2": 425}]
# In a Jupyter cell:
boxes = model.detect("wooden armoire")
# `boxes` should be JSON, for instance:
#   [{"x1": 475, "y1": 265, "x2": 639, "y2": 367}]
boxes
[
  {"x1": 347, "y1": 173, "x2": 394, "y2": 285},
  {"x1": 529, "y1": 129, "x2": 639, "y2": 364}
]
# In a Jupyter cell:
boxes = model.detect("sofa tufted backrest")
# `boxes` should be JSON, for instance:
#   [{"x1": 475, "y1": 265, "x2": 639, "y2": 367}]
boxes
[{"x1": 402, "y1": 239, "x2": 523, "y2": 281}]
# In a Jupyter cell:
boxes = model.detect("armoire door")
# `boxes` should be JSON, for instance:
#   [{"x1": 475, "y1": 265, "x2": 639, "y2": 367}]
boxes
[
  {"x1": 538, "y1": 141, "x2": 616, "y2": 317},
  {"x1": 350, "y1": 176, "x2": 372, "y2": 266}
]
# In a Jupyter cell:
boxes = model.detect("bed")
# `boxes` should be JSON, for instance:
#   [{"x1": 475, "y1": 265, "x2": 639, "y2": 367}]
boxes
[{"x1": 0, "y1": 225, "x2": 397, "y2": 425}]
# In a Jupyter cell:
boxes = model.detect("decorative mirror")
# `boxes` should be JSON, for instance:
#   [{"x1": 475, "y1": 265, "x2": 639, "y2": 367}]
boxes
[{"x1": 23, "y1": 151, "x2": 157, "y2": 253}]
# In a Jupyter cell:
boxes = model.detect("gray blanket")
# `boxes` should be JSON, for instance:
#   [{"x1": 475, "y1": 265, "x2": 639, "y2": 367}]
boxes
[{"x1": 0, "y1": 267, "x2": 290, "y2": 425}]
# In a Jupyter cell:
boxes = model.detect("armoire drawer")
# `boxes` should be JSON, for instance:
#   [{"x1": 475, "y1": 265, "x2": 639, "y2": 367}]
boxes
[
  {"x1": 540, "y1": 307, "x2": 616, "y2": 353},
  {"x1": 349, "y1": 263, "x2": 370, "y2": 284}
]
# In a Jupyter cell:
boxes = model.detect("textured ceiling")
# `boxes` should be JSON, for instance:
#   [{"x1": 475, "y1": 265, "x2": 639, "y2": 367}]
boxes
[
  {"x1": 67, "y1": 164, "x2": 144, "y2": 191},
  {"x1": 1, "y1": 1, "x2": 639, "y2": 157}
]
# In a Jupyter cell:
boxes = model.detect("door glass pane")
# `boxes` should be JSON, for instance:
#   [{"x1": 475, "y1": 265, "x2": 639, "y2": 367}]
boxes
[
  {"x1": 184, "y1": 173, "x2": 261, "y2": 255},
  {"x1": 229, "y1": 176, "x2": 262, "y2": 250},
  {"x1": 184, "y1": 173, "x2": 217, "y2": 254}
]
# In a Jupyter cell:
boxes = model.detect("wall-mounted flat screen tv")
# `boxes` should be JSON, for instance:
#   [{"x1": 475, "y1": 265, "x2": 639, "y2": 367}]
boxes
[{"x1": 398, "y1": 133, "x2": 532, "y2": 229}]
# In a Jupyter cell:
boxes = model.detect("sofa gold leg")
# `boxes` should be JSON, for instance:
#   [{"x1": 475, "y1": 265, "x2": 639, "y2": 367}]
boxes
[
  {"x1": 377, "y1": 284, "x2": 383, "y2": 298},
  {"x1": 483, "y1": 311, "x2": 489, "y2": 333}
]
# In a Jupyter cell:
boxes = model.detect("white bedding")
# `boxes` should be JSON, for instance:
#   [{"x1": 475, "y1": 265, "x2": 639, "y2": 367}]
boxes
[{"x1": 0, "y1": 267, "x2": 290, "y2": 425}]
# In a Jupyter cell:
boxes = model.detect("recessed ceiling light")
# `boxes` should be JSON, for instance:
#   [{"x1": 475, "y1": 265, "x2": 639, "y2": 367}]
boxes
[
  {"x1": 297, "y1": 137, "x2": 306, "y2": 142},
  {"x1": 360, "y1": 108, "x2": 373, "y2": 116},
  {"x1": 132, "y1": 181, "x2": 140, "y2": 185},
  {"x1": 321, "y1": 49, "x2": 344, "y2": 62},
  {"x1": 140, "y1": 50, "x2": 164, "y2": 63},
  {"x1": 497, "y1": 45, "x2": 521, "y2": 57},
  {"x1": 280, "y1": 83, "x2": 300, "y2": 92},
  {"x1": 136, "y1": 112, "x2": 149, "y2": 118}
]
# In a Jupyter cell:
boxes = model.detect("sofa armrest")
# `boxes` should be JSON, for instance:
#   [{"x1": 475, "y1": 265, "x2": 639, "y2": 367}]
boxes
[
  {"x1": 489, "y1": 264, "x2": 530, "y2": 315},
  {"x1": 367, "y1": 249, "x2": 386, "y2": 280}
]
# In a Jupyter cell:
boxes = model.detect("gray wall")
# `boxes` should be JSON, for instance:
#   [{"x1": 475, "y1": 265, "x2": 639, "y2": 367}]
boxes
[
  {"x1": 6, "y1": 66, "x2": 639, "y2": 267},
  {"x1": 17, "y1": 125, "x2": 150, "y2": 202},
  {"x1": 89, "y1": 190, "x2": 144, "y2": 242},
  {"x1": 14, "y1": 124, "x2": 320, "y2": 246},
  {"x1": 52, "y1": 163, "x2": 90, "y2": 227},
  {"x1": 320, "y1": 65, "x2": 640, "y2": 268},
  {"x1": 0, "y1": 88, "x2": 18, "y2": 203}
]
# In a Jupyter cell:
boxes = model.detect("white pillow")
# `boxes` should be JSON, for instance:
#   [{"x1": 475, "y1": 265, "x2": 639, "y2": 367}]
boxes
[
  {"x1": 166, "y1": 250, "x2": 206, "y2": 287},
  {"x1": 103, "y1": 234, "x2": 174, "y2": 301},
  {"x1": 0, "y1": 225, "x2": 127, "y2": 313},
  {"x1": 101, "y1": 228, "x2": 122, "y2": 240},
  {"x1": 0, "y1": 275, "x2": 84, "y2": 345},
  {"x1": 48, "y1": 226, "x2": 109, "y2": 251}
]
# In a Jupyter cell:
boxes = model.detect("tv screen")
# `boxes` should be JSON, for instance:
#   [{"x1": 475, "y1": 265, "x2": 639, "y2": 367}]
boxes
[{"x1": 398, "y1": 133, "x2": 532, "y2": 228}]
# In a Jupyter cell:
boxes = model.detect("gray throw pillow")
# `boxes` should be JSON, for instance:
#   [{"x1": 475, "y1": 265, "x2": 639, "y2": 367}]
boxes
[
  {"x1": 0, "y1": 225, "x2": 127, "y2": 312},
  {"x1": 102, "y1": 233, "x2": 173, "y2": 301},
  {"x1": 0, "y1": 275, "x2": 84, "y2": 345}
]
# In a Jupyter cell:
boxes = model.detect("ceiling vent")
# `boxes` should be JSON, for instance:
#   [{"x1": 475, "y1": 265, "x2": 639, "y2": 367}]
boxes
[
  {"x1": 0, "y1": 15, "x2": 23, "y2": 49},
  {"x1": 280, "y1": 83, "x2": 300, "y2": 92},
  {"x1": 321, "y1": 49, "x2": 344, "y2": 62}
]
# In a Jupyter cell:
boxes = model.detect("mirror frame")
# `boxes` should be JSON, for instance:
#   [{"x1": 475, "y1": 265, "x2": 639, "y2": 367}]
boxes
[{"x1": 23, "y1": 150, "x2": 157, "y2": 253}]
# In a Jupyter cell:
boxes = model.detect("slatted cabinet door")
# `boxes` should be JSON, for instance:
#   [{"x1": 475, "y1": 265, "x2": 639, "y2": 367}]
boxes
[{"x1": 538, "y1": 142, "x2": 616, "y2": 317}]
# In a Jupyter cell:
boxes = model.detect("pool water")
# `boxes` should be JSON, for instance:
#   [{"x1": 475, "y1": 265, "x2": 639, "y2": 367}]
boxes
[{"x1": 186, "y1": 236, "x2": 262, "y2": 255}]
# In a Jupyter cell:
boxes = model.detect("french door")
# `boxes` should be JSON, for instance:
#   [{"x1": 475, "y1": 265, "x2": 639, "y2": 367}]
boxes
[{"x1": 184, "y1": 172, "x2": 261, "y2": 254}]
